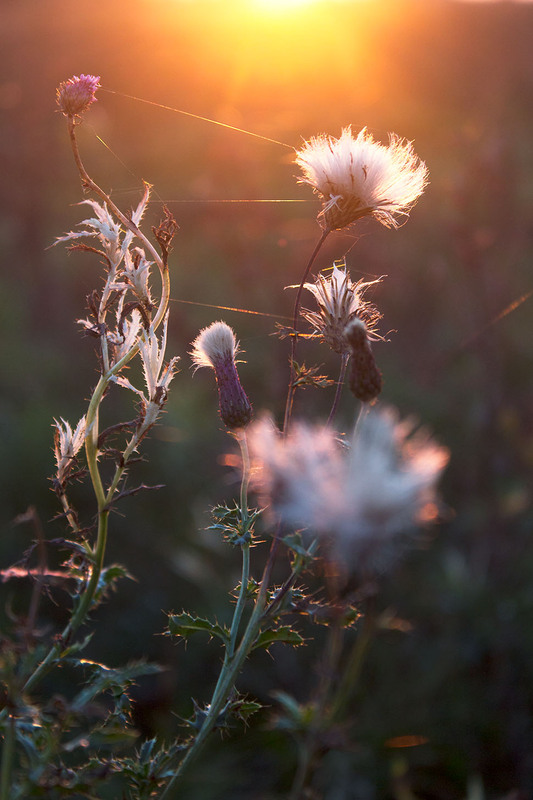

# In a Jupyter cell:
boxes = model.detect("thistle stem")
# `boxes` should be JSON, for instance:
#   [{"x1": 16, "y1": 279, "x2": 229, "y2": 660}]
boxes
[
  {"x1": 0, "y1": 714, "x2": 15, "y2": 800},
  {"x1": 283, "y1": 228, "x2": 330, "y2": 434},
  {"x1": 327, "y1": 353, "x2": 349, "y2": 426},
  {"x1": 67, "y1": 117, "x2": 164, "y2": 272},
  {"x1": 226, "y1": 432, "x2": 251, "y2": 661}
]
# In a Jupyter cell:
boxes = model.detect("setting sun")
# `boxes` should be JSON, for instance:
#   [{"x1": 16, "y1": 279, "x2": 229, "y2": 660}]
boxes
[{"x1": 253, "y1": 0, "x2": 318, "y2": 10}]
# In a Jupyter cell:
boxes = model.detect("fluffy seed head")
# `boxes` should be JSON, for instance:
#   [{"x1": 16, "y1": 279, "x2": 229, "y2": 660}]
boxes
[
  {"x1": 191, "y1": 322, "x2": 252, "y2": 430},
  {"x1": 56, "y1": 74, "x2": 100, "y2": 117},
  {"x1": 295, "y1": 126, "x2": 428, "y2": 230},
  {"x1": 249, "y1": 408, "x2": 448, "y2": 575},
  {"x1": 190, "y1": 321, "x2": 238, "y2": 371}
]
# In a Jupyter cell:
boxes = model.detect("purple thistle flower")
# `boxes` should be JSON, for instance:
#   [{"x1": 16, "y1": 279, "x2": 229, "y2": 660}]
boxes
[{"x1": 56, "y1": 74, "x2": 100, "y2": 118}]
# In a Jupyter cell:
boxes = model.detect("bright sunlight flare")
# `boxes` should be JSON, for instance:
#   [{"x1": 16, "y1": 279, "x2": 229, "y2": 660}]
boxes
[{"x1": 253, "y1": 0, "x2": 318, "y2": 10}]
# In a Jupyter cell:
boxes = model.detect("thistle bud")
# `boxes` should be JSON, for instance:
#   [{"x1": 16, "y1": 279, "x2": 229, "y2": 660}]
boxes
[
  {"x1": 190, "y1": 322, "x2": 252, "y2": 430},
  {"x1": 56, "y1": 74, "x2": 100, "y2": 118},
  {"x1": 298, "y1": 261, "x2": 381, "y2": 355},
  {"x1": 345, "y1": 319, "x2": 382, "y2": 403}
]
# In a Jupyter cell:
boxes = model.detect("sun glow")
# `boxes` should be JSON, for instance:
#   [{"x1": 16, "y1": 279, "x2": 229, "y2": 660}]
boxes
[{"x1": 253, "y1": 0, "x2": 318, "y2": 10}]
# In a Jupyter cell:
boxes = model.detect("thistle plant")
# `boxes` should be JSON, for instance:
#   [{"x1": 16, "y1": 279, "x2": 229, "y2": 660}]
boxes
[
  {"x1": 0, "y1": 75, "x2": 179, "y2": 798},
  {"x1": 284, "y1": 126, "x2": 428, "y2": 430},
  {"x1": 0, "y1": 76, "x2": 449, "y2": 800}
]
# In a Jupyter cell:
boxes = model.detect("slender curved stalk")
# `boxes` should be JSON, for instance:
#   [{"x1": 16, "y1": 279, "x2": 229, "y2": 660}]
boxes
[
  {"x1": 103, "y1": 433, "x2": 141, "y2": 505},
  {"x1": 237, "y1": 431, "x2": 251, "y2": 525},
  {"x1": 283, "y1": 228, "x2": 330, "y2": 434},
  {"x1": 21, "y1": 509, "x2": 109, "y2": 695},
  {"x1": 327, "y1": 353, "x2": 349, "y2": 427},
  {"x1": 0, "y1": 715, "x2": 15, "y2": 800},
  {"x1": 67, "y1": 118, "x2": 164, "y2": 272}
]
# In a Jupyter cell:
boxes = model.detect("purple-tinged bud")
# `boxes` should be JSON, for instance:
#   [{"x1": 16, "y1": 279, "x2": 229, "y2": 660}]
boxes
[
  {"x1": 191, "y1": 322, "x2": 252, "y2": 430},
  {"x1": 56, "y1": 74, "x2": 100, "y2": 118},
  {"x1": 345, "y1": 319, "x2": 382, "y2": 403}
]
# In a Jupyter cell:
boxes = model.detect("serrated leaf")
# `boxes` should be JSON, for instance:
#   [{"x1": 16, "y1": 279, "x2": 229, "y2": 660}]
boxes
[
  {"x1": 167, "y1": 612, "x2": 229, "y2": 645},
  {"x1": 138, "y1": 736, "x2": 157, "y2": 765},
  {"x1": 252, "y1": 626, "x2": 304, "y2": 651},
  {"x1": 231, "y1": 700, "x2": 263, "y2": 721}
]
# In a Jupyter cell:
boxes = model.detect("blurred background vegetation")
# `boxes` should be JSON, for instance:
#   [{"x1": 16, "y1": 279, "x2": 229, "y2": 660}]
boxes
[{"x1": 2, "y1": 0, "x2": 533, "y2": 796}]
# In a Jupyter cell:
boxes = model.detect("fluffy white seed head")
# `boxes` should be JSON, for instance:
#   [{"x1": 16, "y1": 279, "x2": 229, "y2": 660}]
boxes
[
  {"x1": 249, "y1": 408, "x2": 448, "y2": 575},
  {"x1": 295, "y1": 126, "x2": 429, "y2": 230},
  {"x1": 190, "y1": 321, "x2": 239, "y2": 370}
]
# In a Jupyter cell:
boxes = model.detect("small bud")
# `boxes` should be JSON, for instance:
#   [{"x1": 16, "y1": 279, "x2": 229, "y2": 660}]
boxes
[
  {"x1": 345, "y1": 319, "x2": 382, "y2": 403},
  {"x1": 191, "y1": 322, "x2": 253, "y2": 430},
  {"x1": 56, "y1": 74, "x2": 100, "y2": 118}
]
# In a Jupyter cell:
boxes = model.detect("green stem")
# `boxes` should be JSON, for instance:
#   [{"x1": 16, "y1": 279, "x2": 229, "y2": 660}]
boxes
[
  {"x1": 21, "y1": 510, "x2": 109, "y2": 696},
  {"x1": 223, "y1": 431, "x2": 252, "y2": 661},
  {"x1": 104, "y1": 431, "x2": 142, "y2": 506},
  {"x1": 0, "y1": 715, "x2": 15, "y2": 800},
  {"x1": 227, "y1": 544, "x2": 250, "y2": 662},
  {"x1": 237, "y1": 431, "x2": 250, "y2": 526}
]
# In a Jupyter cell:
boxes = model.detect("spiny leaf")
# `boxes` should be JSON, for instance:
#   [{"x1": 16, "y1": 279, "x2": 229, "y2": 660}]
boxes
[
  {"x1": 252, "y1": 626, "x2": 305, "y2": 651},
  {"x1": 167, "y1": 612, "x2": 230, "y2": 645},
  {"x1": 229, "y1": 698, "x2": 264, "y2": 723}
]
